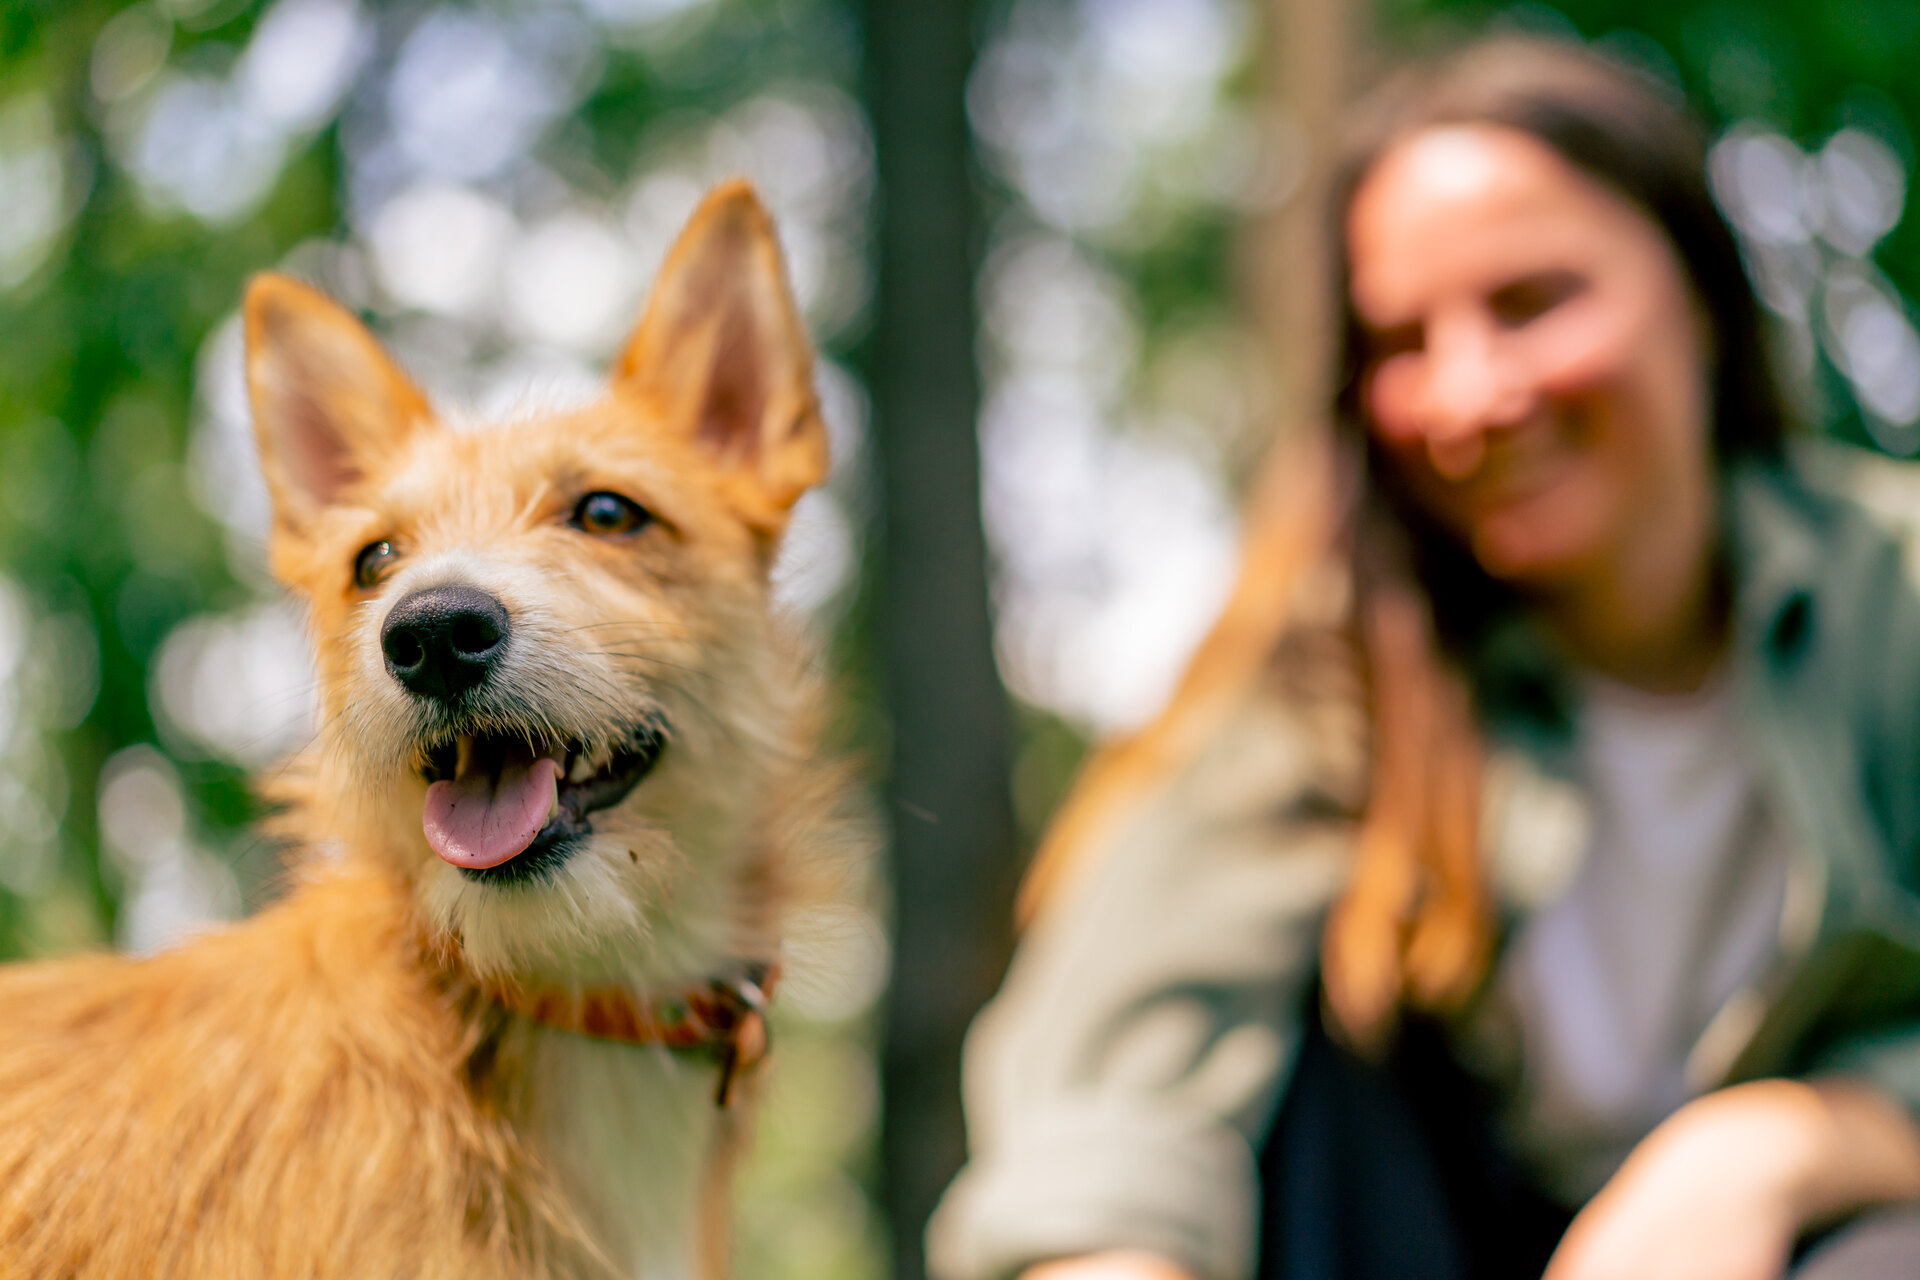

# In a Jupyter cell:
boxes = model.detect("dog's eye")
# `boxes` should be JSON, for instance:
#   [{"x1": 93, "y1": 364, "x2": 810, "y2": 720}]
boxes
[
  {"x1": 570, "y1": 491, "x2": 651, "y2": 537},
  {"x1": 353, "y1": 540, "x2": 399, "y2": 589}
]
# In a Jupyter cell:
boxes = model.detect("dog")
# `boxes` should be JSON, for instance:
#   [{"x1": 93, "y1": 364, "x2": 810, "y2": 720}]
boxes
[{"x1": 0, "y1": 181, "x2": 848, "y2": 1279}]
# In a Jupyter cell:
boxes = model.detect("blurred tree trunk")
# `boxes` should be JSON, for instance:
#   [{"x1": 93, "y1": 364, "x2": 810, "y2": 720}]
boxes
[
  {"x1": 1250, "y1": 0, "x2": 1370, "y2": 438},
  {"x1": 860, "y1": 2, "x2": 1019, "y2": 1279}
]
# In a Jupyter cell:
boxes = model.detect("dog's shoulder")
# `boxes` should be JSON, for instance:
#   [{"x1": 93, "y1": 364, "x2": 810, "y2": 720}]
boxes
[{"x1": 0, "y1": 868, "x2": 597, "y2": 1279}]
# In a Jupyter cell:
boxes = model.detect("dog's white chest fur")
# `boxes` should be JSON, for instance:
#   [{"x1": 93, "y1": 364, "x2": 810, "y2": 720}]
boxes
[{"x1": 527, "y1": 1030, "x2": 725, "y2": 1278}]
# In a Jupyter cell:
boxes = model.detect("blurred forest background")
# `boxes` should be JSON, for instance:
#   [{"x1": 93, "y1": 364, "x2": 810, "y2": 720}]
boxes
[{"x1": 1, "y1": 0, "x2": 1917, "y2": 1277}]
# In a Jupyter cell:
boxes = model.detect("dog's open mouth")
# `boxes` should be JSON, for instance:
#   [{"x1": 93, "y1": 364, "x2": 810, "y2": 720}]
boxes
[{"x1": 418, "y1": 718, "x2": 667, "y2": 883}]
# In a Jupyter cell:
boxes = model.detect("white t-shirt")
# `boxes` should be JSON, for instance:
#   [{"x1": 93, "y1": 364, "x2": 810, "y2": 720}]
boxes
[{"x1": 1495, "y1": 670, "x2": 1792, "y2": 1202}]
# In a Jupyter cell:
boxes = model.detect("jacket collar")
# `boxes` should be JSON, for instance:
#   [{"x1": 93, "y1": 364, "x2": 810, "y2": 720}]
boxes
[{"x1": 1722, "y1": 458, "x2": 1823, "y2": 668}]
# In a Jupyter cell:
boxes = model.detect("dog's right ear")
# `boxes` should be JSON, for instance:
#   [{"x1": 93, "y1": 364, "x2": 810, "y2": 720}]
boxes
[{"x1": 244, "y1": 274, "x2": 432, "y2": 530}]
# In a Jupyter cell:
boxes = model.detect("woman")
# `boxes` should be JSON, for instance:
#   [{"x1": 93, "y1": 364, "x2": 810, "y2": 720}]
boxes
[{"x1": 928, "y1": 36, "x2": 1920, "y2": 1280}]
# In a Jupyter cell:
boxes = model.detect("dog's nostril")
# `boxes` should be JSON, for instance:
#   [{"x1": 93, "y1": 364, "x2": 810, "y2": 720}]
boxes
[
  {"x1": 449, "y1": 613, "x2": 502, "y2": 658},
  {"x1": 380, "y1": 584, "x2": 512, "y2": 703},
  {"x1": 385, "y1": 630, "x2": 424, "y2": 669}
]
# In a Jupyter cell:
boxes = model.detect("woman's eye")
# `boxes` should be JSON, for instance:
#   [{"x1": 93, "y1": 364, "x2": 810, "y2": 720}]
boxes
[
  {"x1": 570, "y1": 491, "x2": 652, "y2": 537},
  {"x1": 353, "y1": 540, "x2": 399, "y2": 590},
  {"x1": 1489, "y1": 270, "x2": 1588, "y2": 327}
]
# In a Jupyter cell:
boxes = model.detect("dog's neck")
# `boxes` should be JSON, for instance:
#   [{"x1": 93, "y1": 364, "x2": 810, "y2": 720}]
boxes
[
  {"x1": 514, "y1": 1020, "x2": 736, "y2": 1278},
  {"x1": 404, "y1": 868, "x2": 768, "y2": 1279},
  {"x1": 483, "y1": 880, "x2": 773, "y2": 1276},
  {"x1": 437, "y1": 779, "x2": 802, "y2": 1275}
]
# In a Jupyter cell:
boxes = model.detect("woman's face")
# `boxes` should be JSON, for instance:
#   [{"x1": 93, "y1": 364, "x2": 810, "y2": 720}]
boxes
[{"x1": 1347, "y1": 124, "x2": 1714, "y2": 587}]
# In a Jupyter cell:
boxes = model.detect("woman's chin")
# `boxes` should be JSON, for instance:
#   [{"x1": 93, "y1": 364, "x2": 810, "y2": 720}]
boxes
[{"x1": 1468, "y1": 515, "x2": 1599, "y2": 586}]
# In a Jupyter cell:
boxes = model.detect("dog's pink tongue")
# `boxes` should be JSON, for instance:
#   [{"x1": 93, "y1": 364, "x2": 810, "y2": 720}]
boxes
[{"x1": 424, "y1": 755, "x2": 563, "y2": 870}]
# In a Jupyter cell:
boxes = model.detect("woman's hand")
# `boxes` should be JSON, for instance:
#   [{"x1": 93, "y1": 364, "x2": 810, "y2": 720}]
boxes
[
  {"x1": 1542, "y1": 1082, "x2": 1803, "y2": 1280},
  {"x1": 1543, "y1": 1078, "x2": 1920, "y2": 1280},
  {"x1": 1021, "y1": 1252, "x2": 1200, "y2": 1280}
]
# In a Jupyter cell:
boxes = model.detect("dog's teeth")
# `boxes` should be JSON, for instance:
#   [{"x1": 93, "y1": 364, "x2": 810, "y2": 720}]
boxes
[
  {"x1": 569, "y1": 755, "x2": 595, "y2": 784},
  {"x1": 455, "y1": 735, "x2": 474, "y2": 776}
]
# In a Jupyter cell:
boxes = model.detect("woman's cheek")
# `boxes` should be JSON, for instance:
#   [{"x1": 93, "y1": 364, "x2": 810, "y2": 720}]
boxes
[
  {"x1": 1526, "y1": 298, "x2": 1638, "y2": 395},
  {"x1": 1365, "y1": 355, "x2": 1426, "y2": 443}
]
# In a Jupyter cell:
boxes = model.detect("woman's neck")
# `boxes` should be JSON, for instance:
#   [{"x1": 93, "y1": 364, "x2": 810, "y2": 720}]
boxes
[{"x1": 1535, "y1": 492, "x2": 1727, "y2": 696}]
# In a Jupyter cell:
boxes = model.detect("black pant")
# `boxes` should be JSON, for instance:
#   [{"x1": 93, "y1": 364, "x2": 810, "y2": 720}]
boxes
[{"x1": 1257, "y1": 1009, "x2": 1571, "y2": 1280}]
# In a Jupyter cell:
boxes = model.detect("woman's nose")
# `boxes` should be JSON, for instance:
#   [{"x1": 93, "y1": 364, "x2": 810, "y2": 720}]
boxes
[{"x1": 1417, "y1": 320, "x2": 1537, "y2": 478}]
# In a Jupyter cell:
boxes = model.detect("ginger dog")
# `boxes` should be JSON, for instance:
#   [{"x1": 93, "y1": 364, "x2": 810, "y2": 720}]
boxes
[{"x1": 0, "y1": 181, "x2": 846, "y2": 1279}]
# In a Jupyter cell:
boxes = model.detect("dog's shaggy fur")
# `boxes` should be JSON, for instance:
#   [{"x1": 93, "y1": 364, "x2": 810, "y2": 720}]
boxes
[{"x1": 0, "y1": 182, "x2": 847, "y2": 1279}]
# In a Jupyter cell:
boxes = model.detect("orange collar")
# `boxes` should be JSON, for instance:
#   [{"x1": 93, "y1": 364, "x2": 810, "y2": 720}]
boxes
[{"x1": 486, "y1": 963, "x2": 778, "y2": 1107}]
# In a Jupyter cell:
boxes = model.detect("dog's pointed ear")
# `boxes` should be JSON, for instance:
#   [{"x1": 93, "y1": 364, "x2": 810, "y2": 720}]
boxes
[
  {"x1": 612, "y1": 181, "x2": 828, "y2": 530},
  {"x1": 244, "y1": 273, "x2": 432, "y2": 530}
]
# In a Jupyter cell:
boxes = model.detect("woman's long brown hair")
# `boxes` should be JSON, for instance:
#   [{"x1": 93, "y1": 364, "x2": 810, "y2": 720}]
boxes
[{"x1": 1017, "y1": 35, "x2": 1794, "y2": 1053}]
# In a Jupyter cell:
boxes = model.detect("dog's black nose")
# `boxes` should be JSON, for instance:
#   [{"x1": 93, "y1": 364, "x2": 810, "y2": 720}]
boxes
[{"x1": 381, "y1": 585, "x2": 510, "y2": 702}]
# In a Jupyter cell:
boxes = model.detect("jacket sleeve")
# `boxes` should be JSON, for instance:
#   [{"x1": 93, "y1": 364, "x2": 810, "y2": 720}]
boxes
[
  {"x1": 925, "y1": 664, "x2": 1362, "y2": 1280},
  {"x1": 1810, "y1": 452, "x2": 1920, "y2": 1127},
  {"x1": 1809, "y1": 1023, "x2": 1920, "y2": 1124}
]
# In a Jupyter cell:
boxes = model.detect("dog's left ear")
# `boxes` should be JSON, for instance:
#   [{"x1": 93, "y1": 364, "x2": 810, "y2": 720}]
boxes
[{"x1": 613, "y1": 181, "x2": 828, "y2": 532}]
